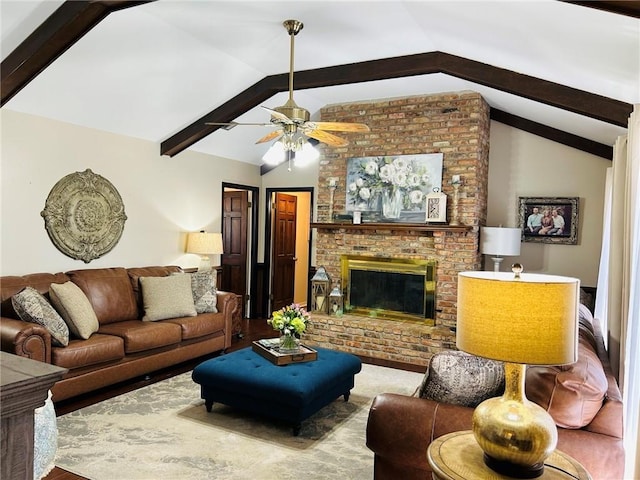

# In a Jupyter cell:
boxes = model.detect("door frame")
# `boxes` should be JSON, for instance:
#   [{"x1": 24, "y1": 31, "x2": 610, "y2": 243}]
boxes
[
  {"x1": 264, "y1": 186, "x2": 314, "y2": 315},
  {"x1": 221, "y1": 182, "x2": 259, "y2": 318}
]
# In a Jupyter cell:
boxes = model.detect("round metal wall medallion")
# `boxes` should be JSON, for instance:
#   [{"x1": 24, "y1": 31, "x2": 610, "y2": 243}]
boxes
[{"x1": 41, "y1": 169, "x2": 127, "y2": 263}]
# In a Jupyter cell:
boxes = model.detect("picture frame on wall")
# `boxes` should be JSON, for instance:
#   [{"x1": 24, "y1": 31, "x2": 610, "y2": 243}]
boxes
[
  {"x1": 345, "y1": 154, "x2": 443, "y2": 223},
  {"x1": 518, "y1": 197, "x2": 579, "y2": 245}
]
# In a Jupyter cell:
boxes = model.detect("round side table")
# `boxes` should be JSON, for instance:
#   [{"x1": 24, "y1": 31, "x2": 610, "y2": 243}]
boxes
[{"x1": 427, "y1": 431, "x2": 592, "y2": 480}]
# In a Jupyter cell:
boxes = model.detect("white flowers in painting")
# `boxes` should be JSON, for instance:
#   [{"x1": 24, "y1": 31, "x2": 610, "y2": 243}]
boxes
[{"x1": 348, "y1": 155, "x2": 439, "y2": 212}]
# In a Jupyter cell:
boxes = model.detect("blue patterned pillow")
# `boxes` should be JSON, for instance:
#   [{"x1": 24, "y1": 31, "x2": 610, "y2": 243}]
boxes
[
  {"x1": 12, "y1": 287, "x2": 69, "y2": 347},
  {"x1": 418, "y1": 350, "x2": 504, "y2": 407}
]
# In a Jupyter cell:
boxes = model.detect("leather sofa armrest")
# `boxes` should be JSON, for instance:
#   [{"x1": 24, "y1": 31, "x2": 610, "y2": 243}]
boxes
[
  {"x1": 366, "y1": 393, "x2": 474, "y2": 473},
  {"x1": 216, "y1": 291, "x2": 239, "y2": 349},
  {"x1": 0, "y1": 316, "x2": 51, "y2": 363}
]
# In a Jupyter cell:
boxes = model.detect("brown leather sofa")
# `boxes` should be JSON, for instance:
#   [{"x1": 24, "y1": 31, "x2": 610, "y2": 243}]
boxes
[
  {"x1": 1, "y1": 266, "x2": 239, "y2": 402},
  {"x1": 366, "y1": 305, "x2": 624, "y2": 480}
]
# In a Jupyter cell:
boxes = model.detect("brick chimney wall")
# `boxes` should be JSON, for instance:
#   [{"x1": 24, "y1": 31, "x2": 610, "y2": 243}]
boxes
[{"x1": 308, "y1": 91, "x2": 490, "y2": 367}]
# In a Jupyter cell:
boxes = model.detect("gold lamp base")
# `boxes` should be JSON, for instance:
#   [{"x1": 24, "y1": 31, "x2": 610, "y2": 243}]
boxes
[{"x1": 472, "y1": 363, "x2": 558, "y2": 479}]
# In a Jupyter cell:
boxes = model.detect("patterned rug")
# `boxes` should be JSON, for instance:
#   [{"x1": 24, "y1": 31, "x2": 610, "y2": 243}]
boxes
[{"x1": 55, "y1": 363, "x2": 423, "y2": 480}]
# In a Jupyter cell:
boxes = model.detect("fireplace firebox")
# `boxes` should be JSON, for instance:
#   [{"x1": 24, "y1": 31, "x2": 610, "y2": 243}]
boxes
[{"x1": 340, "y1": 255, "x2": 436, "y2": 324}]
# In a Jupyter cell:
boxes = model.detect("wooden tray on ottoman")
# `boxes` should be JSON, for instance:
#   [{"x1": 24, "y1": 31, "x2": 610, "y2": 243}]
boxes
[{"x1": 252, "y1": 339, "x2": 317, "y2": 365}]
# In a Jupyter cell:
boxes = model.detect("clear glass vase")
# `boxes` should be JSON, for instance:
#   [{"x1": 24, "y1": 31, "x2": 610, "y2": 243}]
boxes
[
  {"x1": 382, "y1": 188, "x2": 403, "y2": 219},
  {"x1": 279, "y1": 332, "x2": 300, "y2": 353}
]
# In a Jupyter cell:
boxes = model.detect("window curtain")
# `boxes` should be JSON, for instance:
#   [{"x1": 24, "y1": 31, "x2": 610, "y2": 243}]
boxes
[{"x1": 596, "y1": 105, "x2": 640, "y2": 479}]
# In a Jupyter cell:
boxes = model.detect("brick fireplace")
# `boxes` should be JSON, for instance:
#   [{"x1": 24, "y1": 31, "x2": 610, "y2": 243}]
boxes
[{"x1": 306, "y1": 91, "x2": 490, "y2": 367}]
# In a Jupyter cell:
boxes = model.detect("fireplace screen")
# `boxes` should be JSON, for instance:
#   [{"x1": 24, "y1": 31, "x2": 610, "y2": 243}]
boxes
[{"x1": 341, "y1": 255, "x2": 436, "y2": 323}]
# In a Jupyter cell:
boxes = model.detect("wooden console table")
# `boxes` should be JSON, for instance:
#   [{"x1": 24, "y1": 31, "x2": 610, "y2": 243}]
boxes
[{"x1": 1, "y1": 352, "x2": 67, "y2": 480}]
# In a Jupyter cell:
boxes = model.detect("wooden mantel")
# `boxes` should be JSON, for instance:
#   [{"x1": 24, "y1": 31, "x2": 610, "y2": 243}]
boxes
[{"x1": 310, "y1": 222, "x2": 474, "y2": 233}]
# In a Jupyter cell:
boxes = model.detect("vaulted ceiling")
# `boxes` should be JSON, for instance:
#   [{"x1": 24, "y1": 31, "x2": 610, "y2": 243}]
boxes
[{"x1": 2, "y1": 1, "x2": 638, "y2": 168}]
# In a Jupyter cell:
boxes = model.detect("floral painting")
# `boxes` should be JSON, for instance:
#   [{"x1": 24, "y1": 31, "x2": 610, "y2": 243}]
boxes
[{"x1": 346, "y1": 154, "x2": 443, "y2": 222}]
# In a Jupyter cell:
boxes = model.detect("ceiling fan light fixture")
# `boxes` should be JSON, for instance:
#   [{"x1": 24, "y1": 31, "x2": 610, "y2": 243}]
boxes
[
  {"x1": 294, "y1": 141, "x2": 320, "y2": 167},
  {"x1": 262, "y1": 141, "x2": 285, "y2": 165}
]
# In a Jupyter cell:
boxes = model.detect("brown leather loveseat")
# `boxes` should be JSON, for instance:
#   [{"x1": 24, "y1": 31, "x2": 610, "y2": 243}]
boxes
[
  {"x1": 366, "y1": 304, "x2": 624, "y2": 479},
  {"x1": 1, "y1": 266, "x2": 239, "y2": 402}
]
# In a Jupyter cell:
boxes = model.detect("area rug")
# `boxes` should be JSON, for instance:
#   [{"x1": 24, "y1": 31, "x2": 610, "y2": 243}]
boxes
[{"x1": 55, "y1": 363, "x2": 423, "y2": 480}]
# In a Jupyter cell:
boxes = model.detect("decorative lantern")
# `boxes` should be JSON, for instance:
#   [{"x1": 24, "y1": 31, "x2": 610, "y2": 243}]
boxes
[
  {"x1": 311, "y1": 266, "x2": 330, "y2": 313},
  {"x1": 329, "y1": 281, "x2": 344, "y2": 315},
  {"x1": 425, "y1": 187, "x2": 447, "y2": 223}
]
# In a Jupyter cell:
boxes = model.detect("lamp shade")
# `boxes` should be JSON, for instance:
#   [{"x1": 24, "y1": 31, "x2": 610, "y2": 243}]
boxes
[
  {"x1": 456, "y1": 271, "x2": 579, "y2": 365},
  {"x1": 186, "y1": 232, "x2": 223, "y2": 255},
  {"x1": 480, "y1": 227, "x2": 521, "y2": 256}
]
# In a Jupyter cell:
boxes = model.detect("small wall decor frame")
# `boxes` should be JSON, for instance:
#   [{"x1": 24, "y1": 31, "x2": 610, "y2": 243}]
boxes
[
  {"x1": 41, "y1": 169, "x2": 127, "y2": 262},
  {"x1": 518, "y1": 196, "x2": 579, "y2": 245}
]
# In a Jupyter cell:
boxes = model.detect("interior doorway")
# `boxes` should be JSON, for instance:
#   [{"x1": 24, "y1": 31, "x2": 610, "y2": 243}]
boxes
[
  {"x1": 265, "y1": 187, "x2": 314, "y2": 316},
  {"x1": 221, "y1": 183, "x2": 259, "y2": 318}
]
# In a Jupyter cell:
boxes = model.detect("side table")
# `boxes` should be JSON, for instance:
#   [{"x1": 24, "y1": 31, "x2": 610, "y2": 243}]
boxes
[{"x1": 427, "y1": 431, "x2": 592, "y2": 480}]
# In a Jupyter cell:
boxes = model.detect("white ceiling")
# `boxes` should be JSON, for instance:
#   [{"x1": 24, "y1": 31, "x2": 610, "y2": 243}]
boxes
[{"x1": 2, "y1": 1, "x2": 638, "y2": 165}]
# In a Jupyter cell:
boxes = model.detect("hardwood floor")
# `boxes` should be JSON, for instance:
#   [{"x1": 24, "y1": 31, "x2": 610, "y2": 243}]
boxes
[{"x1": 44, "y1": 317, "x2": 421, "y2": 480}]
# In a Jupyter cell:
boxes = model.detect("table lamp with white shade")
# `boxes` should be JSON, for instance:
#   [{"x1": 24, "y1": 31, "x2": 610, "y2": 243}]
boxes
[
  {"x1": 186, "y1": 231, "x2": 223, "y2": 272},
  {"x1": 481, "y1": 226, "x2": 521, "y2": 272},
  {"x1": 456, "y1": 265, "x2": 580, "y2": 478}
]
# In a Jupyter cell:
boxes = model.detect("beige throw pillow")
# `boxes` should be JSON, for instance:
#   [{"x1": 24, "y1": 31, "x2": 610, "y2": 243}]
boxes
[
  {"x1": 49, "y1": 281, "x2": 99, "y2": 340},
  {"x1": 140, "y1": 274, "x2": 197, "y2": 321}
]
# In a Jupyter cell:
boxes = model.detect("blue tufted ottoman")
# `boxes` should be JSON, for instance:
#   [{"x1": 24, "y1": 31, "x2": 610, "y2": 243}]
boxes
[{"x1": 192, "y1": 346, "x2": 362, "y2": 435}]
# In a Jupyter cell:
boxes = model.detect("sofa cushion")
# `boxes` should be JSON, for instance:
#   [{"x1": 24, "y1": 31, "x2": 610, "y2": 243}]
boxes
[
  {"x1": 190, "y1": 271, "x2": 218, "y2": 313},
  {"x1": 52, "y1": 334, "x2": 125, "y2": 369},
  {"x1": 49, "y1": 281, "x2": 99, "y2": 340},
  {"x1": 526, "y1": 314, "x2": 608, "y2": 429},
  {"x1": 66, "y1": 268, "x2": 138, "y2": 324},
  {"x1": 418, "y1": 350, "x2": 504, "y2": 407},
  {"x1": 165, "y1": 312, "x2": 225, "y2": 340},
  {"x1": 140, "y1": 274, "x2": 197, "y2": 321},
  {"x1": 11, "y1": 287, "x2": 69, "y2": 347},
  {"x1": 98, "y1": 320, "x2": 182, "y2": 353}
]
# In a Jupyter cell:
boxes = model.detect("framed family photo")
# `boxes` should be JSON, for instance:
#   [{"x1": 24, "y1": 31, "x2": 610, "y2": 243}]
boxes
[{"x1": 518, "y1": 197, "x2": 579, "y2": 245}]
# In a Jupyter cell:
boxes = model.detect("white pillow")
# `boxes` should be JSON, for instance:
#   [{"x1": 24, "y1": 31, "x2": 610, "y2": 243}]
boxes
[
  {"x1": 140, "y1": 274, "x2": 197, "y2": 321},
  {"x1": 49, "y1": 281, "x2": 99, "y2": 339}
]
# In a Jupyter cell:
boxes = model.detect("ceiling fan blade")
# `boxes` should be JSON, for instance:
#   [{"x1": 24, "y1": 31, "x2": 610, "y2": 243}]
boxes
[
  {"x1": 260, "y1": 106, "x2": 294, "y2": 124},
  {"x1": 305, "y1": 129, "x2": 350, "y2": 147},
  {"x1": 255, "y1": 129, "x2": 284, "y2": 144},
  {"x1": 306, "y1": 121, "x2": 370, "y2": 133}
]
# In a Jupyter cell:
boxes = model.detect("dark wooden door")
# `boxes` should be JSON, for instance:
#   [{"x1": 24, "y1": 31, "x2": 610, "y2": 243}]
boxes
[
  {"x1": 271, "y1": 192, "x2": 297, "y2": 312},
  {"x1": 221, "y1": 190, "x2": 248, "y2": 314}
]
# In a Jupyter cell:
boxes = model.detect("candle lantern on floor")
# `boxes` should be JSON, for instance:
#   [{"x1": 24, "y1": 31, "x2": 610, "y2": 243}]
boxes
[
  {"x1": 311, "y1": 267, "x2": 330, "y2": 314},
  {"x1": 329, "y1": 281, "x2": 344, "y2": 315}
]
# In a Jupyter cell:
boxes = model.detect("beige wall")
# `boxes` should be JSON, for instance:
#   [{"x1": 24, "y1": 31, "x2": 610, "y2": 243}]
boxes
[
  {"x1": 0, "y1": 109, "x2": 261, "y2": 275},
  {"x1": 487, "y1": 121, "x2": 609, "y2": 286},
  {"x1": 1, "y1": 107, "x2": 609, "y2": 289}
]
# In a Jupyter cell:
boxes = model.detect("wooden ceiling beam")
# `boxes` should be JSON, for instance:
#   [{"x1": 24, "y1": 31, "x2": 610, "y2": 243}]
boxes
[
  {"x1": 490, "y1": 109, "x2": 613, "y2": 160},
  {"x1": 559, "y1": 1, "x2": 640, "y2": 19},
  {"x1": 0, "y1": 0, "x2": 154, "y2": 107},
  {"x1": 162, "y1": 51, "x2": 632, "y2": 158}
]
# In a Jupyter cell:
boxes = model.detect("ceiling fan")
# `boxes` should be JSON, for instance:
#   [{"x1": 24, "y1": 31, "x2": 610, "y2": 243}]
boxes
[{"x1": 206, "y1": 19, "x2": 370, "y2": 151}]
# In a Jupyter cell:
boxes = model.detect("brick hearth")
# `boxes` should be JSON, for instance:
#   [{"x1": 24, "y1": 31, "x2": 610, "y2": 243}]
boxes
[{"x1": 308, "y1": 91, "x2": 490, "y2": 366}]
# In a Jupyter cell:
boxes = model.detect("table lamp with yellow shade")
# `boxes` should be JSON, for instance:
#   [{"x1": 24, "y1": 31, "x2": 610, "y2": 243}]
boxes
[{"x1": 456, "y1": 265, "x2": 580, "y2": 478}]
